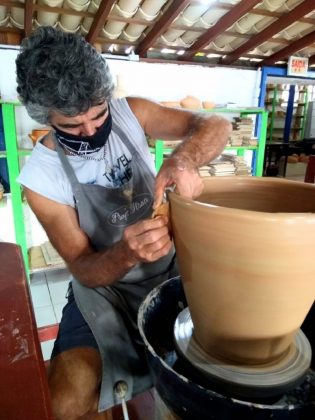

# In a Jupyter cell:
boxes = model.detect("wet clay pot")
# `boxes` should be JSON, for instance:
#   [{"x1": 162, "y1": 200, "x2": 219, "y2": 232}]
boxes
[{"x1": 169, "y1": 177, "x2": 315, "y2": 365}]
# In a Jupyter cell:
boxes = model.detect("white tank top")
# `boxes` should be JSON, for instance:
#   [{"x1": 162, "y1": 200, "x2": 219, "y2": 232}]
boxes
[{"x1": 17, "y1": 98, "x2": 156, "y2": 207}]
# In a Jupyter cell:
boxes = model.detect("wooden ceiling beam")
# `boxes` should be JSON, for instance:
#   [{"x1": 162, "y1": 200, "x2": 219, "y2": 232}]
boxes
[
  {"x1": 153, "y1": 42, "x2": 266, "y2": 60},
  {"x1": 166, "y1": 28, "x2": 291, "y2": 44},
  {"x1": 222, "y1": 0, "x2": 315, "y2": 65},
  {"x1": 135, "y1": 0, "x2": 190, "y2": 57},
  {"x1": 24, "y1": 0, "x2": 33, "y2": 38},
  {"x1": 86, "y1": 0, "x2": 116, "y2": 44},
  {"x1": 0, "y1": 0, "x2": 314, "y2": 25},
  {"x1": 166, "y1": 26, "x2": 308, "y2": 46},
  {"x1": 34, "y1": 4, "x2": 94, "y2": 18},
  {"x1": 199, "y1": 1, "x2": 315, "y2": 24},
  {"x1": 0, "y1": 0, "x2": 22, "y2": 6},
  {"x1": 183, "y1": 0, "x2": 262, "y2": 60},
  {"x1": 261, "y1": 29, "x2": 315, "y2": 66},
  {"x1": 0, "y1": 26, "x2": 22, "y2": 34},
  {"x1": 69, "y1": 34, "x2": 305, "y2": 50},
  {"x1": 105, "y1": 14, "x2": 154, "y2": 26},
  {"x1": 95, "y1": 37, "x2": 136, "y2": 46}
]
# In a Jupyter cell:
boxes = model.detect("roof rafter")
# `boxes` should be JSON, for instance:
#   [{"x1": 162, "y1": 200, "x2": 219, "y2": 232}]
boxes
[
  {"x1": 261, "y1": 29, "x2": 315, "y2": 66},
  {"x1": 153, "y1": 42, "x2": 267, "y2": 60},
  {"x1": 86, "y1": 0, "x2": 116, "y2": 44},
  {"x1": 213, "y1": 1, "x2": 315, "y2": 24},
  {"x1": 135, "y1": 0, "x2": 190, "y2": 57},
  {"x1": 24, "y1": 0, "x2": 33, "y2": 38},
  {"x1": 182, "y1": 0, "x2": 262, "y2": 60},
  {"x1": 222, "y1": 0, "x2": 315, "y2": 65}
]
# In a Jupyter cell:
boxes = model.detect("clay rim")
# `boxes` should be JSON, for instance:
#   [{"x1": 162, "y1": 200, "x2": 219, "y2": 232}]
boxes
[{"x1": 168, "y1": 177, "x2": 315, "y2": 219}]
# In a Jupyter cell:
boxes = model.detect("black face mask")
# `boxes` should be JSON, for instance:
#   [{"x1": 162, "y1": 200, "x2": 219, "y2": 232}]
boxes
[{"x1": 53, "y1": 112, "x2": 112, "y2": 155}]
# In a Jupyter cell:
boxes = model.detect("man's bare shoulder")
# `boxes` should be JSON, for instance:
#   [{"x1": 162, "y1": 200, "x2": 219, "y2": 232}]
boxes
[{"x1": 126, "y1": 96, "x2": 158, "y2": 113}]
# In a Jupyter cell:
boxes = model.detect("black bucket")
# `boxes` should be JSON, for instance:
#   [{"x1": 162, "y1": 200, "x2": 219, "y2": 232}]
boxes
[{"x1": 138, "y1": 276, "x2": 315, "y2": 420}]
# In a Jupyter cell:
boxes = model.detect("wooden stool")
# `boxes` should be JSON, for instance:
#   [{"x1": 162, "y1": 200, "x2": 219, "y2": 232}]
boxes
[{"x1": 304, "y1": 155, "x2": 315, "y2": 183}]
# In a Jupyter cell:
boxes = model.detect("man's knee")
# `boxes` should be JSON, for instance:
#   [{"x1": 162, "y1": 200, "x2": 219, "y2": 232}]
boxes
[
  {"x1": 48, "y1": 348, "x2": 102, "y2": 420},
  {"x1": 50, "y1": 387, "x2": 98, "y2": 420}
]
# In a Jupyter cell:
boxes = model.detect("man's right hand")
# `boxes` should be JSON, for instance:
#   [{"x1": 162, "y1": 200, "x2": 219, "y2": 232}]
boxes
[
  {"x1": 24, "y1": 187, "x2": 173, "y2": 287},
  {"x1": 119, "y1": 215, "x2": 173, "y2": 266}
]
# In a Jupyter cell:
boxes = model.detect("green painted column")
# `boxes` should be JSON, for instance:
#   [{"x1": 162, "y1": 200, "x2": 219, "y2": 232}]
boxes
[
  {"x1": 255, "y1": 110, "x2": 268, "y2": 177},
  {"x1": 2, "y1": 103, "x2": 29, "y2": 275}
]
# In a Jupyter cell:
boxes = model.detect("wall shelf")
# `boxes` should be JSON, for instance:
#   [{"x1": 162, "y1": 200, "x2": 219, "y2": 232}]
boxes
[
  {"x1": 265, "y1": 83, "x2": 309, "y2": 143},
  {"x1": 150, "y1": 107, "x2": 268, "y2": 177},
  {"x1": 1, "y1": 104, "x2": 267, "y2": 274}
]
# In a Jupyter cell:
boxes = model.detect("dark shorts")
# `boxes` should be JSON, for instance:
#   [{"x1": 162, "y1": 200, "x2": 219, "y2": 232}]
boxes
[{"x1": 51, "y1": 282, "x2": 99, "y2": 359}]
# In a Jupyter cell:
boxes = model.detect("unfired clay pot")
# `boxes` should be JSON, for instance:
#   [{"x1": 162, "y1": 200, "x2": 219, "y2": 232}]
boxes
[
  {"x1": 28, "y1": 128, "x2": 51, "y2": 145},
  {"x1": 169, "y1": 177, "x2": 315, "y2": 365},
  {"x1": 180, "y1": 95, "x2": 202, "y2": 109}
]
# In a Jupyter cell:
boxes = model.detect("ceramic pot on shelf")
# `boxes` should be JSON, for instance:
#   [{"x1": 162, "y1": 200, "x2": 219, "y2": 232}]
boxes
[
  {"x1": 169, "y1": 176, "x2": 315, "y2": 365},
  {"x1": 180, "y1": 95, "x2": 202, "y2": 109},
  {"x1": 28, "y1": 128, "x2": 51, "y2": 146}
]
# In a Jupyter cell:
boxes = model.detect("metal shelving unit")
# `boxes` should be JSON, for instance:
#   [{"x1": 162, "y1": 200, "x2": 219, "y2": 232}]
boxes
[
  {"x1": 265, "y1": 84, "x2": 309, "y2": 143},
  {"x1": 1, "y1": 102, "x2": 69, "y2": 277}
]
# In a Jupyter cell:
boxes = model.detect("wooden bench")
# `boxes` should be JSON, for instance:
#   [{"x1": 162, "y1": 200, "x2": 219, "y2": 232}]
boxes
[
  {"x1": 0, "y1": 242, "x2": 155, "y2": 419},
  {"x1": 0, "y1": 242, "x2": 53, "y2": 419}
]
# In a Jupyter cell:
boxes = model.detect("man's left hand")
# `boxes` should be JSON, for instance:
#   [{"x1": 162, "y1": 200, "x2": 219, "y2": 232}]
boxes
[{"x1": 153, "y1": 157, "x2": 204, "y2": 209}]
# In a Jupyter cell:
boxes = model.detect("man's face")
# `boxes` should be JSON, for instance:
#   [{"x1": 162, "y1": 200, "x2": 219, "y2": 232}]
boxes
[{"x1": 50, "y1": 102, "x2": 109, "y2": 137}]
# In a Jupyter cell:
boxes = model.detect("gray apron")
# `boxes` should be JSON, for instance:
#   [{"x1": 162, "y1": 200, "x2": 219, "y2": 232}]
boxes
[{"x1": 55, "y1": 121, "x2": 177, "y2": 411}]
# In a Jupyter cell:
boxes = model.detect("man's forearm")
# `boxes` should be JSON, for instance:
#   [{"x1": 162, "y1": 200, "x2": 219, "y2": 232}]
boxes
[
  {"x1": 152, "y1": 113, "x2": 232, "y2": 208},
  {"x1": 67, "y1": 240, "x2": 137, "y2": 288},
  {"x1": 170, "y1": 114, "x2": 232, "y2": 169},
  {"x1": 66, "y1": 215, "x2": 172, "y2": 287}
]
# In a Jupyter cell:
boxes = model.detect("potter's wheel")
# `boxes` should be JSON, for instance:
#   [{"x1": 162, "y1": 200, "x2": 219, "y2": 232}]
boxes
[
  {"x1": 174, "y1": 307, "x2": 312, "y2": 400},
  {"x1": 138, "y1": 277, "x2": 315, "y2": 419}
]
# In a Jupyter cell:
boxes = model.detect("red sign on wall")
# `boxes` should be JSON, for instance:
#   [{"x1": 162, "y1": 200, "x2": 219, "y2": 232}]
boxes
[{"x1": 287, "y1": 56, "x2": 309, "y2": 77}]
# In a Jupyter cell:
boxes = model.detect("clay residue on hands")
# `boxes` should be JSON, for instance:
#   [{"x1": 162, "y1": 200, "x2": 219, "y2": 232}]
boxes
[
  {"x1": 151, "y1": 202, "x2": 170, "y2": 219},
  {"x1": 151, "y1": 202, "x2": 172, "y2": 234}
]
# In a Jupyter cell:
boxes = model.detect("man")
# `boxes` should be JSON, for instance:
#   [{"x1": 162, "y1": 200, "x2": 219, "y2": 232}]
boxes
[{"x1": 16, "y1": 26, "x2": 231, "y2": 419}]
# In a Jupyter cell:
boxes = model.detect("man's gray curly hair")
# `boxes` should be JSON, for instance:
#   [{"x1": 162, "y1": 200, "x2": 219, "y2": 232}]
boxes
[{"x1": 16, "y1": 26, "x2": 115, "y2": 124}]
